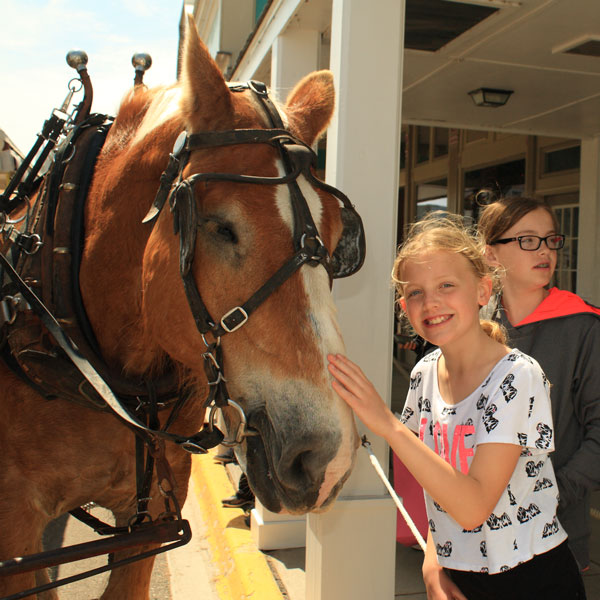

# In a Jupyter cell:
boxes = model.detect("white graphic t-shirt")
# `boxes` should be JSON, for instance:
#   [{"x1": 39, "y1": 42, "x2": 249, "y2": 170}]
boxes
[{"x1": 400, "y1": 348, "x2": 567, "y2": 574}]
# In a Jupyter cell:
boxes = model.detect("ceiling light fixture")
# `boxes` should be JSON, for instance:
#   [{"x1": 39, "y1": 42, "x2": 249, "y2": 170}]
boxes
[{"x1": 468, "y1": 87, "x2": 513, "y2": 107}]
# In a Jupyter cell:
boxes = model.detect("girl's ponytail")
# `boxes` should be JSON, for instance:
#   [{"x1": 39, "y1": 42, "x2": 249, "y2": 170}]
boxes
[{"x1": 480, "y1": 319, "x2": 507, "y2": 344}]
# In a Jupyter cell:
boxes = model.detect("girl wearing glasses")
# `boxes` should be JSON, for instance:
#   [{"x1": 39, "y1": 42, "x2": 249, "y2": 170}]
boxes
[{"x1": 477, "y1": 196, "x2": 600, "y2": 577}]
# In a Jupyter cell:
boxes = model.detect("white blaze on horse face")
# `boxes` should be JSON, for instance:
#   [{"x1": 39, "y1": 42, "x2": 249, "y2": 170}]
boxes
[
  {"x1": 275, "y1": 167, "x2": 358, "y2": 506},
  {"x1": 274, "y1": 166, "x2": 344, "y2": 357},
  {"x1": 131, "y1": 87, "x2": 181, "y2": 147}
]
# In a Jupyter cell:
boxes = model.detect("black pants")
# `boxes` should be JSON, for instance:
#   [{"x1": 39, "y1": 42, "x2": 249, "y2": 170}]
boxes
[{"x1": 446, "y1": 540, "x2": 586, "y2": 600}]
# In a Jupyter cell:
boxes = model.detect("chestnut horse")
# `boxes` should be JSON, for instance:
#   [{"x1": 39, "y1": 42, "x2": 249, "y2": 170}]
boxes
[{"x1": 0, "y1": 16, "x2": 361, "y2": 600}]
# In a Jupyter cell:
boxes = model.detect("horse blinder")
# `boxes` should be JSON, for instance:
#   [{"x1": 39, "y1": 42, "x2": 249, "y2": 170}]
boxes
[
  {"x1": 331, "y1": 206, "x2": 366, "y2": 279},
  {"x1": 278, "y1": 141, "x2": 365, "y2": 279}
]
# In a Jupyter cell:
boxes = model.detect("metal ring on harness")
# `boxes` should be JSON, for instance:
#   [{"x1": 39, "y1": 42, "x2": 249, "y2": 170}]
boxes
[
  {"x1": 23, "y1": 233, "x2": 43, "y2": 255},
  {"x1": 67, "y1": 77, "x2": 84, "y2": 94},
  {"x1": 209, "y1": 398, "x2": 259, "y2": 447},
  {"x1": 1, "y1": 296, "x2": 19, "y2": 325},
  {"x1": 61, "y1": 141, "x2": 77, "y2": 164},
  {"x1": 127, "y1": 511, "x2": 153, "y2": 531}
]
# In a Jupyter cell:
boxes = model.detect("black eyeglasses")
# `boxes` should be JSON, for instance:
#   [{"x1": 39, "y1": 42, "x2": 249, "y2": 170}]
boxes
[{"x1": 490, "y1": 234, "x2": 565, "y2": 251}]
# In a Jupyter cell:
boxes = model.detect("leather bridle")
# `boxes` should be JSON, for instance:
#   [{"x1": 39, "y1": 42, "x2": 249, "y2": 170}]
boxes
[{"x1": 142, "y1": 80, "x2": 365, "y2": 452}]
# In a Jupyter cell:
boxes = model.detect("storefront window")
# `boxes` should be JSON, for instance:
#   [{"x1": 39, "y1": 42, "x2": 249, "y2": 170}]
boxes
[
  {"x1": 433, "y1": 128, "x2": 449, "y2": 158},
  {"x1": 548, "y1": 193, "x2": 579, "y2": 293},
  {"x1": 542, "y1": 145, "x2": 580, "y2": 174},
  {"x1": 400, "y1": 127, "x2": 408, "y2": 171}
]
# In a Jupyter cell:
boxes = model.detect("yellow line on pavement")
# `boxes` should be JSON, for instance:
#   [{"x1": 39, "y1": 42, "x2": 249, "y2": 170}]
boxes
[{"x1": 190, "y1": 452, "x2": 284, "y2": 600}]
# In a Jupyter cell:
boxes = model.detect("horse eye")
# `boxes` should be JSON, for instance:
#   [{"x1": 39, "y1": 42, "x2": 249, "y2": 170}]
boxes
[{"x1": 216, "y1": 223, "x2": 237, "y2": 243}]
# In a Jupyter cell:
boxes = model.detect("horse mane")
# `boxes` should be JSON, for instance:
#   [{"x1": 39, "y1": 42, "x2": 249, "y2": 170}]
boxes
[{"x1": 102, "y1": 85, "x2": 181, "y2": 154}]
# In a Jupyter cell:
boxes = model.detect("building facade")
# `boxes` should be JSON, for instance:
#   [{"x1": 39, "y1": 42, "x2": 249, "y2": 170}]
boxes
[{"x1": 191, "y1": 2, "x2": 600, "y2": 598}]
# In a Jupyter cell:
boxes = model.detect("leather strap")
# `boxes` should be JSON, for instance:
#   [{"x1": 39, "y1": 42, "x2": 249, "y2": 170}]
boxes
[{"x1": 0, "y1": 250, "x2": 225, "y2": 453}]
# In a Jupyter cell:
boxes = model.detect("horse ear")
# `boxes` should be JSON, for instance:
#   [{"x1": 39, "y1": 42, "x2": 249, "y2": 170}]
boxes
[
  {"x1": 285, "y1": 70, "x2": 335, "y2": 146},
  {"x1": 179, "y1": 14, "x2": 233, "y2": 130}
]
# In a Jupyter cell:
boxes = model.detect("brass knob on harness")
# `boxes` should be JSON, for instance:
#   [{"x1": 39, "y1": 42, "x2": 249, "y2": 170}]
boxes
[
  {"x1": 132, "y1": 52, "x2": 152, "y2": 72},
  {"x1": 132, "y1": 53, "x2": 152, "y2": 86},
  {"x1": 66, "y1": 50, "x2": 89, "y2": 72}
]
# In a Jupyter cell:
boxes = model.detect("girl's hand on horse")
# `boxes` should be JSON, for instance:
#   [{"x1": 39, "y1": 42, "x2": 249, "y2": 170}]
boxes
[{"x1": 327, "y1": 354, "x2": 397, "y2": 439}]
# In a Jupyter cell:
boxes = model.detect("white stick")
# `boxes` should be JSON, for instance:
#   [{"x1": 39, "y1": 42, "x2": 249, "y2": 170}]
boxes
[{"x1": 362, "y1": 439, "x2": 427, "y2": 552}]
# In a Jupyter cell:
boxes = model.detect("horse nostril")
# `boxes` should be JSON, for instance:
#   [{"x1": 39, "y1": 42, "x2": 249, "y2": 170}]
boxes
[
  {"x1": 279, "y1": 446, "x2": 326, "y2": 493},
  {"x1": 290, "y1": 450, "x2": 315, "y2": 483}
]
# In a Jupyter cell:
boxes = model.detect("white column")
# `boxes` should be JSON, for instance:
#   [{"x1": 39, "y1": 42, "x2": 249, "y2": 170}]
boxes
[
  {"x1": 578, "y1": 137, "x2": 600, "y2": 305},
  {"x1": 271, "y1": 28, "x2": 320, "y2": 102},
  {"x1": 306, "y1": 1, "x2": 406, "y2": 599}
]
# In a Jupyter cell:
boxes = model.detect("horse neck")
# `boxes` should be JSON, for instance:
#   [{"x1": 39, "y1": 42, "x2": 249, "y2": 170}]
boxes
[{"x1": 79, "y1": 116, "x2": 182, "y2": 373}]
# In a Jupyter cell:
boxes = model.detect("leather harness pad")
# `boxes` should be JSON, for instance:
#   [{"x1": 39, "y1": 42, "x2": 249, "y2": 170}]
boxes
[{"x1": 1, "y1": 116, "x2": 178, "y2": 411}]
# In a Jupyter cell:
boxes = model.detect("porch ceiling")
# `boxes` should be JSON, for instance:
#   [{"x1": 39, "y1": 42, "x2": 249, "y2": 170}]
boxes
[
  {"x1": 400, "y1": 0, "x2": 600, "y2": 139},
  {"x1": 259, "y1": 0, "x2": 600, "y2": 140}
]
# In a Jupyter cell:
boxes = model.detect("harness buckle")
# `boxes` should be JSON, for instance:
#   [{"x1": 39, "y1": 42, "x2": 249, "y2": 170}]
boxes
[
  {"x1": 1, "y1": 296, "x2": 17, "y2": 325},
  {"x1": 248, "y1": 80, "x2": 268, "y2": 96},
  {"x1": 220, "y1": 306, "x2": 248, "y2": 333}
]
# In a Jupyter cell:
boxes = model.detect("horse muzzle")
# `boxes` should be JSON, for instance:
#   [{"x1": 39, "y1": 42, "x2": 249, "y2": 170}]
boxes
[{"x1": 233, "y1": 400, "x2": 356, "y2": 515}]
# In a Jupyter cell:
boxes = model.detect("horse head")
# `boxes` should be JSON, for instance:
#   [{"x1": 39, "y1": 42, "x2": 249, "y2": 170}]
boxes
[{"x1": 88, "y1": 16, "x2": 361, "y2": 515}]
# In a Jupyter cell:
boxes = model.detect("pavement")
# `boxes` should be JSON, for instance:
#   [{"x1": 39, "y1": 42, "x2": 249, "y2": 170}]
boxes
[{"x1": 42, "y1": 477, "x2": 221, "y2": 600}]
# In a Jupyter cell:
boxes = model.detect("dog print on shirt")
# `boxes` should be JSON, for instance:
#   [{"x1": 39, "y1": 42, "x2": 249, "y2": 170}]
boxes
[
  {"x1": 525, "y1": 460, "x2": 545, "y2": 477},
  {"x1": 410, "y1": 372, "x2": 422, "y2": 390},
  {"x1": 476, "y1": 393, "x2": 488, "y2": 410},
  {"x1": 500, "y1": 373, "x2": 517, "y2": 402},
  {"x1": 542, "y1": 516, "x2": 560, "y2": 538},
  {"x1": 486, "y1": 512, "x2": 512, "y2": 530},
  {"x1": 533, "y1": 478, "x2": 554, "y2": 492},
  {"x1": 517, "y1": 503, "x2": 541, "y2": 523},
  {"x1": 482, "y1": 403, "x2": 499, "y2": 433},
  {"x1": 535, "y1": 423, "x2": 552, "y2": 449}
]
